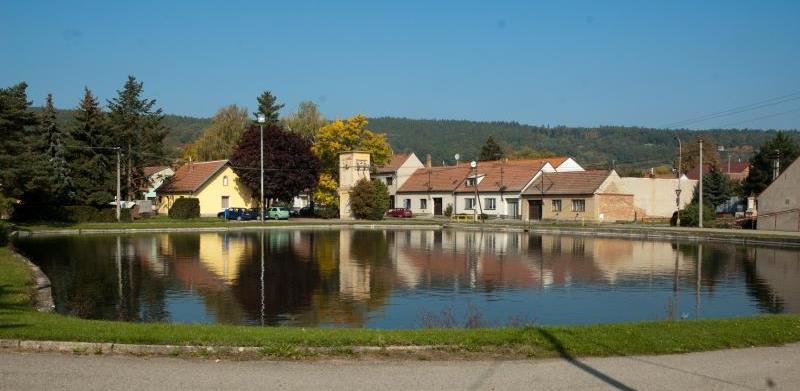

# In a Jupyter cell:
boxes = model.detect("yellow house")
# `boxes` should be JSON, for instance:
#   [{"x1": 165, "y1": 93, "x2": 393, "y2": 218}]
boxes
[{"x1": 157, "y1": 160, "x2": 256, "y2": 216}]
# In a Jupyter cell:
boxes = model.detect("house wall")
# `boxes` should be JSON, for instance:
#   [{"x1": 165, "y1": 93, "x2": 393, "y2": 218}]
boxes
[
  {"x1": 396, "y1": 192, "x2": 454, "y2": 215},
  {"x1": 453, "y1": 192, "x2": 521, "y2": 218},
  {"x1": 555, "y1": 158, "x2": 585, "y2": 172},
  {"x1": 521, "y1": 195, "x2": 598, "y2": 222},
  {"x1": 396, "y1": 154, "x2": 424, "y2": 190},
  {"x1": 157, "y1": 165, "x2": 255, "y2": 216},
  {"x1": 338, "y1": 152, "x2": 372, "y2": 220},
  {"x1": 618, "y1": 177, "x2": 697, "y2": 218},
  {"x1": 596, "y1": 194, "x2": 636, "y2": 222},
  {"x1": 757, "y1": 158, "x2": 800, "y2": 231}
]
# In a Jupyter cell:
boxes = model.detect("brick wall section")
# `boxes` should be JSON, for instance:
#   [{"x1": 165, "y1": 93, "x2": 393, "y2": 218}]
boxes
[{"x1": 596, "y1": 194, "x2": 635, "y2": 222}]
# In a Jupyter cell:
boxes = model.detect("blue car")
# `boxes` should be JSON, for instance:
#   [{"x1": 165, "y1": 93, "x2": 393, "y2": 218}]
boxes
[{"x1": 217, "y1": 207, "x2": 257, "y2": 221}]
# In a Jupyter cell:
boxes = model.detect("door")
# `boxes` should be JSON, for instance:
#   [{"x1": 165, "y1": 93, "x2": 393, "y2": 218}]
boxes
[
  {"x1": 389, "y1": 195, "x2": 395, "y2": 209},
  {"x1": 221, "y1": 196, "x2": 230, "y2": 209},
  {"x1": 433, "y1": 198, "x2": 443, "y2": 215},
  {"x1": 528, "y1": 200, "x2": 542, "y2": 220},
  {"x1": 508, "y1": 200, "x2": 519, "y2": 219}
]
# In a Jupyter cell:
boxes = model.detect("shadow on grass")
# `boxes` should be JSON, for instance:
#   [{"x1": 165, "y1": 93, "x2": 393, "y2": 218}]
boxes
[
  {"x1": 537, "y1": 328, "x2": 636, "y2": 391},
  {"x1": 0, "y1": 284, "x2": 31, "y2": 312}
]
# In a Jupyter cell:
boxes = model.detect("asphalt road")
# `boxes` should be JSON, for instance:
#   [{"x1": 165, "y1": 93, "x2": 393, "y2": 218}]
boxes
[{"x1": 2, "y1": 344, "x2": 799, "y2": 390}]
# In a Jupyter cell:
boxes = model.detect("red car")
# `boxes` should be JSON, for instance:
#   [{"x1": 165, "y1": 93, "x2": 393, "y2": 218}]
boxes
[{"x1": 385, "y1": 208, "x2": 413, "y2": 218}]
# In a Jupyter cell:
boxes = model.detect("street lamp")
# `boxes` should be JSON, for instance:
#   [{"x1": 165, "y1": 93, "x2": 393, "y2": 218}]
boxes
[{"x1": 257, "y1": 113, "x2": 266, "y2": 222}]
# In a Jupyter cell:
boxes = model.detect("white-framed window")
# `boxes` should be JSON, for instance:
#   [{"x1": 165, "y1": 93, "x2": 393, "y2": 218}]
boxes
[
  {"x1": 572, "y1": 199, "x2": 586, "y2": 212},
  {"x1": 404, "y1": 198, "x2": 411, "y2": 209},
  {"x1": 420, "y1": 199, "x2": 427, "y2": 209},
  {"x1": 552, "y1": 199, "x2": 562, "y2": 212},
  {"x1": 222, "y1": 176, "x2": 229, "y2": 186},
  {"x1": 485, "y1": 198, "x2": 496, "y2": 210},
  {"x1": 465, "y1": 198, "x2": 476, "y2": 210}
]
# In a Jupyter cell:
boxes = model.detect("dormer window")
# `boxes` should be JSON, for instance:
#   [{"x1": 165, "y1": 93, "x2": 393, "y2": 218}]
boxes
[{"x1": 465, "y1": 178, "x2": 477, "y2": 187}]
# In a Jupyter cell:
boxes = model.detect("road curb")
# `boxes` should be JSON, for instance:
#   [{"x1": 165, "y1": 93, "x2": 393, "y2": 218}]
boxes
[{"x1": 0, "y1": 338, "x2": 441, "y2": 357}]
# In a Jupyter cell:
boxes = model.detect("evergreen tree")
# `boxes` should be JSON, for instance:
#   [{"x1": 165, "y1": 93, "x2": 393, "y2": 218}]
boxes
[
  {"x1": 700, "y1": 167, "x2": 732, "y2": 208},
  {"x1": 39, "y1": 94, "x2": 74, "y2": 203},
  {"x1": 479, "y1": 136, "x2": 504, "y2": 161},
  {"x1": 0, "y1": 82, "x2": 37, "y2": 208},
  {"x1": 71, "y1": 87, "x2": 116, "y2": 207},
  {"x1": 107, "y1": 75, "x2": 167, "y2": 200},
  {"x1": 254, "y1": 90, "x2": 284, "y2": 124},
  {"x1": 743, "y1": 132, "x2": 800, "y2": 195}
]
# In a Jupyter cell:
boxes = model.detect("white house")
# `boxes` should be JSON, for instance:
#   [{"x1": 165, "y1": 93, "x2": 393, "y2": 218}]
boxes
[
  {"x1": 371, "y1": 153, "x2": 425, "y2": 209},
  {"x1": 141, "y1": 166, "x2": 175, "y2": 201}
]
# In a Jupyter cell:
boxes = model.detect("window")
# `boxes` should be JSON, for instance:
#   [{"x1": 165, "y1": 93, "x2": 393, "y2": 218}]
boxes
[
  {"x1": 465, "y1": 198, "x2": 475, "y2": 210},
  {"x1": 221, "y1": 196, "x2": 229, "y2": 209},
  {"x1": 485, "y1": 198, "x2": 496, "y2": 210},
  {"x1": 572, "y1": 199, "x2": 586, "y2": 212},
  {"x1": 222, "y1": 176, "x2": 229, "y2": 186},
  {"x1": 386, "y1": 177, "x2": 393, "y2": 186},
  {"x1": 465, "y1": 178, "x2": 477, "y2": 187},
  {"x1": 404, "y1": 198, "x2": 411, "y2": 209},
  {"x1": 552, "y1": 199, "x2": 562, "y2": 212},
  {"x1": 420, "y1": 199, "x2": 427, "y2": 209}
]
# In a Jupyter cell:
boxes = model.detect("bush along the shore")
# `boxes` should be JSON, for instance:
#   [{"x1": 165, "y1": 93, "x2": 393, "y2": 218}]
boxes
[
  {"x1": 672, "y1": 202, "x2": 715, "y2": 227},
  {"x1": 168, "y1": 198, "x2": 200, "y2": 219},
  {"x1": 349, "y1": 178, "x2": 390, "y2": 220}
]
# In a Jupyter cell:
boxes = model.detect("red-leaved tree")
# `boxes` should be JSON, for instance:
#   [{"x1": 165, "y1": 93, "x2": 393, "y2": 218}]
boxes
[{"x1": 230, "y1": 124, "x2": 320, "y2": 205}]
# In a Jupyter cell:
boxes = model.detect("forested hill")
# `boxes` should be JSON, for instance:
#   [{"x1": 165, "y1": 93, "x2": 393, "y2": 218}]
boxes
[
  {"x1": 367, "y1": 117, "x2": 800, "y2": 169},
  {"x1": 44, "y1": 108, "x2": 798, "y2": 170}
]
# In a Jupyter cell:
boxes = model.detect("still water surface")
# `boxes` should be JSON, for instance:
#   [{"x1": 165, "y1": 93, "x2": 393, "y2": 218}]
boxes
[{"x1": 13, "y1": 229, "x2": 800, "y2": 328}]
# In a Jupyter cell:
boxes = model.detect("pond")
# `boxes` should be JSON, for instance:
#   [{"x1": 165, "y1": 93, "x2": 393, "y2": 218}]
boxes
[{"x1": 13, "y1": 229, "x2": 800, "y2": 328}]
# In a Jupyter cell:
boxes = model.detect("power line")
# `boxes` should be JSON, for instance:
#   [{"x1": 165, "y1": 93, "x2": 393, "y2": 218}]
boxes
[
  {"x1": 716, "y1": 106, "x2": 800, "y2": 128},
  {"x1": 659, "y1": 91, "x2": 800, "y2": 129}
]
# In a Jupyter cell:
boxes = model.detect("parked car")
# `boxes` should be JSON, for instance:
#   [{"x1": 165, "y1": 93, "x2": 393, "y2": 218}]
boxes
[
  {"x1": 289, "y1": 207, "x2": 301, "y2": 217},
  {"x1": 266, "y1": 206, "x2": 290, "y2": 220},
  {"x1": 385, "y1": 208, "x2": 413, "y2": 218},
  {"x1": 298, "y1": 204, "x2": 318, "y2": 217},
  {"x1": 217, "y1": 207, "x2": 257, "y2": 221}
]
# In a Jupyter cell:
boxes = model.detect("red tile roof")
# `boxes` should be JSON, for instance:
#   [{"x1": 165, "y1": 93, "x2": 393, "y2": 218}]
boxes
[
  {"x1": 158, "y1": 160, "x2": 228, "y2": 194},
  {"x1": 143, "y1": 166, "x2": 171, "y2": 177},
  {"x1": 686, "y1": 163, "x2": 750, "y2": 180},
  {"x1": 398, "y1": 165, "x2": 472, "y2": 192},
  {"x1": 522, "y1": 170, "x2": 612, "y2": 196},
  {"x1": 454, "y1": 158, "x2": 564, "y2": 193},
  {"x1": 376, "y1": 154, "x2": 411, "y2": 174}
]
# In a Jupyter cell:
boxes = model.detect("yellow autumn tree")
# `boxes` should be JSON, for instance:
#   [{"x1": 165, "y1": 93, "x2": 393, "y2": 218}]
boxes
[{"x1": 312, "y1": 114, "x2": 392, "y2": 205}]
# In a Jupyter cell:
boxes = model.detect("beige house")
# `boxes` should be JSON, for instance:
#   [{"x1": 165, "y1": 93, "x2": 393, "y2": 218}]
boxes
[
  {"x1": 757, "y1": 156, "x2": 800, "y2": 231},
  {"x1": 338, "y1": 151, "x2": 372, "y2": 220},
  {"x1": 157, "y1": 160, "x2": 255, "y2": 216},
  {"x1": 618, "y1": 175, "x2": 697, "y2": 219},
  {"x1": 521, "y1": 170, "x2": 635, "y2": 222}
]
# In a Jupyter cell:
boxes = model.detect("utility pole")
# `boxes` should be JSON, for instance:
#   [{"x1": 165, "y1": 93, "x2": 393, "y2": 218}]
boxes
[
  {"x1": 257, "y1": 114, "x2": 266, "y2": 222},
  {"x1": 675, "y1": 137, "x2": 682, "y2": 226},
  {"x1": 115, "y1": 147, "x2": 122, "y2": 222},
  {"x1": 698, "y1": 137, "x2": 704, "y2": 228}
]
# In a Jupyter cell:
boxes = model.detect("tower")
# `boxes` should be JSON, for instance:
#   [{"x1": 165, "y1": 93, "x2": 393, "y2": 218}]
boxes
[{"x1": 338, "y1": 151, "x2": 371, "y2": 220}]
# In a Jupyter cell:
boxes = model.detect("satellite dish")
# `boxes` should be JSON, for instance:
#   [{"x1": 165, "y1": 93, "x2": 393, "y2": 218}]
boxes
[
  {"x1": 454, "y1": 153, "x2": 460, "y2": 161},
  {"x1": 470, "y1": 160, "x2": 477, "y2": 168}
]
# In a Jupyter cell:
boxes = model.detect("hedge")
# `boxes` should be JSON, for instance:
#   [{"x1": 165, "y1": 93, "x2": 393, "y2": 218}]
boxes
[{"x1": 169, "y1": 198, "x2": 200, "y2": 219}]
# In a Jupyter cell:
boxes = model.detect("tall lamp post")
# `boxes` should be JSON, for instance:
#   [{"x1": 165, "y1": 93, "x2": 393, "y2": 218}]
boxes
[
  {"x1": 257, "y1": 114, "x2": 266, "y2": 222},
  {"x1": 698, "y1": 137, "x2": 704, "y2": 228},
  {"x1": 675, "y1": 137, "x2": 682, "y2": 226}
]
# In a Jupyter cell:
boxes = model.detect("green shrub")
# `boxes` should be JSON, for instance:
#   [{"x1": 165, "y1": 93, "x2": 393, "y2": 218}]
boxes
[
  {"x1": 169, "y1": 198, "x2": 200, "y2": 219},
  {"x1": 676, "y1": 202, "x2": 715, "y2": 227},
  {"x1": 349, "y1": 178, "x2": 375, "y2": 219},
  {"x1": 316, "y1": 205, "x2": 339, "y2": 219},
  {"x1": 444, "y1": 204, "x2": 453, "y2": 217},
  {"x1": 370, "y1": 180, "x2": 390, "y2": 220},
  {"x1": 63, "y1": 206, "x2": 132, "y2": 223}
]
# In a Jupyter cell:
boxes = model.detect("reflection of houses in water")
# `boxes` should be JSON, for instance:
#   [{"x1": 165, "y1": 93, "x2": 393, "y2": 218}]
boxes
[
  {"x1": 197, "y1": 233, "x2": 247, "y2": 284},
  {"x1": 747, "y1": 247, "x2": 800, "y2": 313},
  {"x1": 338, "y1": 229, "x2": 371, "y2": 300}
]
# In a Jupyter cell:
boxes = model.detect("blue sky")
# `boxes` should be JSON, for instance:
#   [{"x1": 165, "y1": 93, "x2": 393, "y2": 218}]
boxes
[{"x1": 2, "y1": 0, "x2": 799, "y2": 129}]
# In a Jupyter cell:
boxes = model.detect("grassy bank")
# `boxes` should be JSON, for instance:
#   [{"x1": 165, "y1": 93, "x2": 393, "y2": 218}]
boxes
[{"x1": 2, "y1": 247, "x2": 800, "y2": 359}]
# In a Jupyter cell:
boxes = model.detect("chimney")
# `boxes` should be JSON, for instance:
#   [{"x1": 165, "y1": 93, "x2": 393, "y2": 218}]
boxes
[
  {"x1": 188, "y1": 157, "x2": 193, "y2": 173},
  {"x1": 426, "y1": 154, "x2": 432, "y2": 168}
]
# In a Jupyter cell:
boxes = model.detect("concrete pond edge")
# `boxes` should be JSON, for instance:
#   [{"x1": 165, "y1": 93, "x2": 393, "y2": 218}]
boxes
[
  {"x1": 0, "y1": 338, "x2": 442, "y2": 358},
  {"x1": 10, "y1": 250, "x2": 55, "y2": 313}
]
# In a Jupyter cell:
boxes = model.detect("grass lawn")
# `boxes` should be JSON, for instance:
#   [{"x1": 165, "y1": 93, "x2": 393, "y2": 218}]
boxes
[{"x1": 2, "y1": 246, "x2": 800, "y2": 359}]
